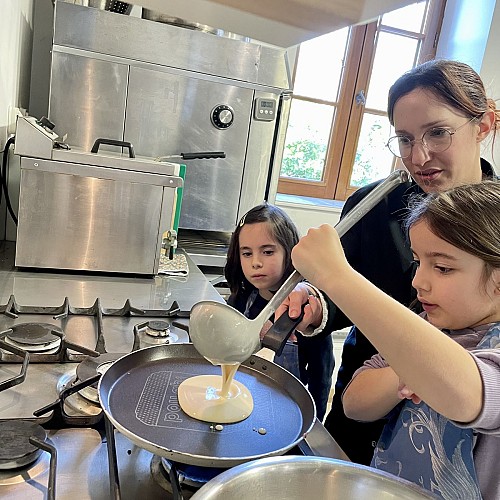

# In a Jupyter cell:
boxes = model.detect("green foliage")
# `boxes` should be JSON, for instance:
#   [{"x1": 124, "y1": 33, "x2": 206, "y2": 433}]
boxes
[
  {"x1": 351, "y1": 151, "x2": 373, "y2": 187},
  {"x1": 351, "y1": 122, "x2": 390, "y2": 187},
  {"x1": 280, "y1": 120, "x2": 392, "y2": 188},
  {"x1": 280, "y1": 138, "x2": 326, "y2": 181}
]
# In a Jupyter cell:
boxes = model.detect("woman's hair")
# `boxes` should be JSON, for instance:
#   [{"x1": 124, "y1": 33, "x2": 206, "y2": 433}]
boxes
[
  {"x1": 387, "y1": 59, "x2": 500, "y2": 144},
  {"x1": 225, "y1": 203, "x2": 300, "y2": 295},
  {"x1": 405, "y1": 180, "x2": 500, "y2": 283}
]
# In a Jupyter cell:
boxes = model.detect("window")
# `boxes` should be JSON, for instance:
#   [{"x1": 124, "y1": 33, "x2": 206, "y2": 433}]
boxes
[{"x1": 278, "y1": 0, "x2": 445, "y2": 201}]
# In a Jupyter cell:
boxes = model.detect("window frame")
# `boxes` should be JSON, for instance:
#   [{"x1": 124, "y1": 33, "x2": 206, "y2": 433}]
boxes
[{"x1": 277, "y1": 0, "x2": 446, "y2": 201}]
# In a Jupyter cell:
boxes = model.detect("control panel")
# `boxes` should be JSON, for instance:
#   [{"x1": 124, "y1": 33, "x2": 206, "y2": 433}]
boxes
[
  {"x1": 253, "y1": 97, "x2": 276, "y2": 121},
  {"x1": 13, "y1": 116, "x2": 60, "y2": 159},
  {"x1": 26, "y1": 116, "x2": 59, "y2": 141}
]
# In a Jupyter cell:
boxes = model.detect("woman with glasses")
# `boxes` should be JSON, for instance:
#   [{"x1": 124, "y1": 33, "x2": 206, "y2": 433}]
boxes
[{"x1": 275, "y1": 59, "x2": 499, "y2": 465}]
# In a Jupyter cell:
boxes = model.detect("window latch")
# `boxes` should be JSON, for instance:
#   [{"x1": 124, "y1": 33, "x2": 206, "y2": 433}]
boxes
[{"x1": 355, "y1": 90, "x2": 366, "y2": 106}]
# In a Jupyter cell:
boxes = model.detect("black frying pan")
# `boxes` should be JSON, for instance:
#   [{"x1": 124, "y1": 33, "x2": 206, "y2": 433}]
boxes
[{"x1": 98, "y1": 343, "x2": 315, "y2": 467}]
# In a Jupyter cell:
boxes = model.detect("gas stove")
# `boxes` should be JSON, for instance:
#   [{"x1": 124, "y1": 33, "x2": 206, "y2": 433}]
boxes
[
  {"x1": 0, "y1": 294, "x2": 194, "y2": 499},
  {"x1": 0, "y1": 243, "x2": 348, "y2": 499},
  {"x1": 0, "y1": 295, "x2": 190, "y2": 419}
]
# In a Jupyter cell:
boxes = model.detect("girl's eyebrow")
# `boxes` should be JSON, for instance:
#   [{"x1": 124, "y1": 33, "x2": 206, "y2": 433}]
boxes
[
  {"x1": 240, "y1": 244, "x2": 277, "y2": 251},
  {"x1": 426, "y1": 251, "x2": 458, "y2": 260},
  {"x1": 410, "y1": 248, "x2": 457, "y2": 260}
]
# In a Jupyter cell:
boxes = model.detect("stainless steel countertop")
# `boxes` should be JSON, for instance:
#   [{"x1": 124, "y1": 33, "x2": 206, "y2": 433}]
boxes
[{"x1": 0, "y1": 241, "x2": 223, "y2": 311}]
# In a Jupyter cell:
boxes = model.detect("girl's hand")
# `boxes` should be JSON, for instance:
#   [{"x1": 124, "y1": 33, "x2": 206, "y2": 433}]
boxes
[
  {"x1": 291, "y1": 224, "x2": 350, "y2": 293},
  {"x1": 397, "y1": 380, "x2": 422, "y2": 404}
]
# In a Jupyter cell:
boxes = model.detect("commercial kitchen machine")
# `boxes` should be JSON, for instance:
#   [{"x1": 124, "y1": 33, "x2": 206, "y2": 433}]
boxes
[{"x1": 13, "y1": 115, "x2": 183, "y2": 275}]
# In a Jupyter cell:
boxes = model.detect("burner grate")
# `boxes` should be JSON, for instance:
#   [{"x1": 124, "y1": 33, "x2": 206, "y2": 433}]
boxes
[
  {"x1": 0, "y1": 295, "x2": 189, "y2": 320},
  {"x1": 0, "y1": 295, "x2": 190, "y2": 362}
]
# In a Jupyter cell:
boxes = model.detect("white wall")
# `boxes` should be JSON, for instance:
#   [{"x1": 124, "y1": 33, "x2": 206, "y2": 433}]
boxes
[
  {"x1": 0, "y1": 1, "x2": 33, "y2": 151},
  {"x1": 437, "y1": 0, "x2": 496, "y2": 71},
  {"x1": 480, "y1": 0, "x2": 500, "y2": 172},
  {"x1": 0, "y1": 0, "x2": 33, "y2": 240},
  {"x1": 277, "y1": 202, "x2": 342, "y2": 237}
]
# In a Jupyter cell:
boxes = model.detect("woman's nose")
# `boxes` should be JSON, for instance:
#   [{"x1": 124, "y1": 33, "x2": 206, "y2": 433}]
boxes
[{"x1": 409, "y1": 141, "x2": 431, "y2": 167}]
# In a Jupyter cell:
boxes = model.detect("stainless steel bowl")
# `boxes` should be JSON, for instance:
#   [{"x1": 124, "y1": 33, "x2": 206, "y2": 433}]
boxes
[{"x1": 191, "y1": 456, "x2": 438, "y2": 499}]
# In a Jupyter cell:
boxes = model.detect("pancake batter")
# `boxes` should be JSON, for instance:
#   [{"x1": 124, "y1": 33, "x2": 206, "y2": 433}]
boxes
[{"x1": 178, "y1": 364, "x2": 254, "y2": 423}]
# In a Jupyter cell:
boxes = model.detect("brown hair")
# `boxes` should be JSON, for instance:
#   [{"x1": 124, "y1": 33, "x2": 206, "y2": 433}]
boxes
[
  {"x1": 405, "y1": 181, "x2": 500, "y2": 283},
  {"x1": 388, "y1": 60, "x2": 500, "y2": 148},
  {"x1": 225, "y1": 203, "x2": 300, "y2": 296}
]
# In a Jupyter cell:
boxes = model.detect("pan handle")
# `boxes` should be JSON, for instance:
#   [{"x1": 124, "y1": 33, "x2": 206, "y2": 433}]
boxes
[
  {"x1": 180, "y1": 152, "x2": 225, "y2": 160},
  {"x1": 91, "y1": 138, "x2": 136, "y2": 158},
  {"x1": 261, "y1": 306, "x2": 305, "y2": 356}
]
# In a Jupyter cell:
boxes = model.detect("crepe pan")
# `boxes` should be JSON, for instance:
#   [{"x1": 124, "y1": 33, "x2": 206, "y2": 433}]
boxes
[{"x1": 98, "y1": 343, "x2": 315, "y2": 467}]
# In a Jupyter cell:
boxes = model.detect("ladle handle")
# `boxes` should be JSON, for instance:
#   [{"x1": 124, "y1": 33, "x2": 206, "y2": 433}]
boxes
[
  {"x1": 256, "y1": 169, "x2": 410, "y2": 327},
  {"x1": 334, "y1": 169, "x2": 410, "y2": 236},
  {"x1": 255, "y1": 271, "x2": 304, "y2": 325}
]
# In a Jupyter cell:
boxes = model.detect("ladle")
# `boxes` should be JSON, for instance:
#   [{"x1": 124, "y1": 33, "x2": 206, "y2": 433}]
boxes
[{"x1": 189, "y1": 169, "x2": 411, "y2": 365}]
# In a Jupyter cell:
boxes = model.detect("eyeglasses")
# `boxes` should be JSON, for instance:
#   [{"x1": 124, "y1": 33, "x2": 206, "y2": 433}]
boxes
[{"x1": 386, "y1": 116, "x2": 479, "y2": 159}]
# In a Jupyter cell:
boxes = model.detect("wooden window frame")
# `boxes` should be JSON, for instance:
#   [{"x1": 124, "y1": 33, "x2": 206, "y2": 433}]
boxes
[{"x1": 277, "y1": 0, "x2": 445, "y2": 201}]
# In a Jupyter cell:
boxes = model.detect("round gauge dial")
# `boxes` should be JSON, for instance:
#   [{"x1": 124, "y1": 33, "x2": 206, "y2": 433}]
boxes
[{"x1": 211, "y1": 105, "x2": 234, "y2": 129}]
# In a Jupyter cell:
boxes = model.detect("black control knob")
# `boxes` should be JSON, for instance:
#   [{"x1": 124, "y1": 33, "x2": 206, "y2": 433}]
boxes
[{"x1": 211, "y1": 105, "x2": 234, "y2": 129}]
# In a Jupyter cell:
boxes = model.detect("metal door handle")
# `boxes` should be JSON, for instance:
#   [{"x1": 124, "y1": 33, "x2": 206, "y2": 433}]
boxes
[{"x1": 91, "y1": 138, "x2": 135, "y2": 158}]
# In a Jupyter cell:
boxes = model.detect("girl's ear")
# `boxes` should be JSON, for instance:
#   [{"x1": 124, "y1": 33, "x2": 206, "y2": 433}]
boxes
[
  {"x1": 492, "y1": 269, "x2": 500, "y2": 295},
  {"x1": 477, "y1": 110, "x2": 495, "y2": 142}
]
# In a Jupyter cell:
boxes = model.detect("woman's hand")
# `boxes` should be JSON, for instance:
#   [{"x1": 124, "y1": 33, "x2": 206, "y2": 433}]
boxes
[
  {"x1": 274, "y1": 282, "x2": 323, "y2": 333},
  {"x1": 259, "y1": 319, "x2": 273, "y2": 341}
]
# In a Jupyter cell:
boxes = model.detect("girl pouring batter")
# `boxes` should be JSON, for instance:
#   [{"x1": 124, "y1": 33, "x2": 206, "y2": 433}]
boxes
[{"x1": 291, "y1": 181, "x2": 500, "y2": 499}]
